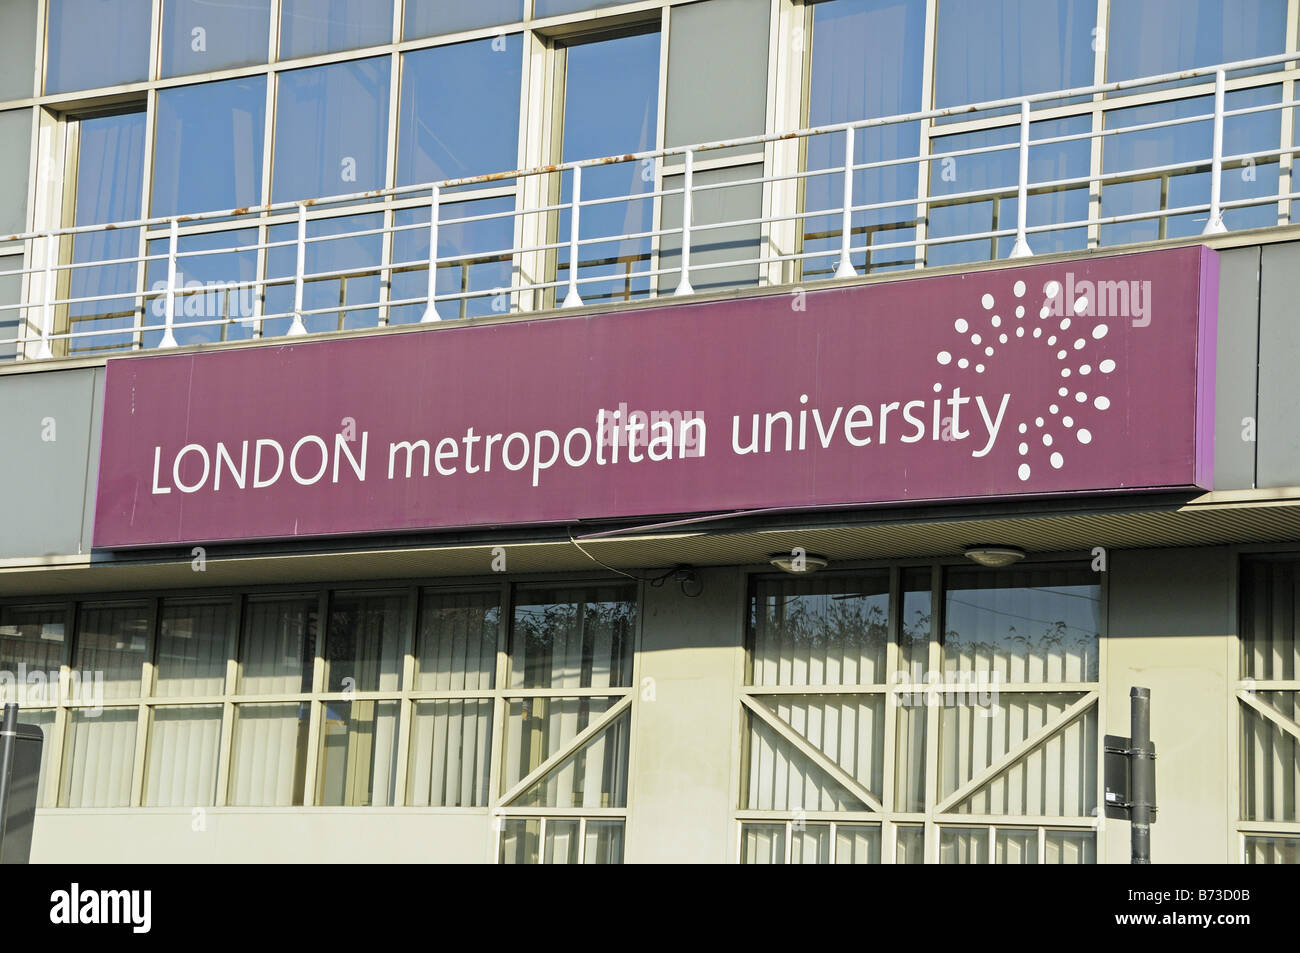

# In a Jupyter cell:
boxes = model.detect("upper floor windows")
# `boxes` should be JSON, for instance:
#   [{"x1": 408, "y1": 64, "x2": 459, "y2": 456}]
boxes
[{"x1": 45, "y1": 0, "x2": 152, "y2": 95}]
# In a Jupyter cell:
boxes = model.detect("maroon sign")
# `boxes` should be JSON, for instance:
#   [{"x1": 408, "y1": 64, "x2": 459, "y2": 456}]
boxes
[{"x1": 93, "y1": 246, "x2": 1218, "y2": 548}]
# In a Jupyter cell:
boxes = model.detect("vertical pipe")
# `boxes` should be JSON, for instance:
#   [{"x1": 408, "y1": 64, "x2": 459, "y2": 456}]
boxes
[
  {"x1": 1009, "y1": 99, "x2": 1034, "y2": 258},
  {"x1": 0, "y1": 703, "x2": 17, "y2": 854},
  {"x1": 1204, "y1": 68, "x2": 1228, "y2": 234},
  {"x1": 835, "y1": 126, "x2": 859, "y2": 279},
  {"x1": 421, "y1": 184, "x2": 442, "y2": 322},
  {"x1": 288, "y1": 203, "x2": 308, "y2": 335},
  {"x1": 159, "y1": 218, "x2": 179, "y2": 348},
  {"x1": 675, "y1": 150, "x2": 695, "y2": 296},
  {"x1": 1130, "y1": 686, "x2": 1153, "y2": 864},
  {"x1": 36, "y1": 234, "x2": 54, "y2": 359},
  {"x1": 562, "y1": 166, "x2": 584, "y2": 308}
]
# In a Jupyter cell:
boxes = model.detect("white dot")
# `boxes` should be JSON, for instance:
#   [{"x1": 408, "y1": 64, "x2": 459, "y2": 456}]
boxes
[
  {"x1": 991, "y1": 315, "x2": 1002, "y2": 327},
  {"x1": 1075, "y1": 392, "x2": 1087, "y2": 403},
  {"x1": 1034, "y1": 328, "x2": 1043, "y2": 338},
  {"x1": 1042, "y1": 434, "x2": 1053, "y2": 447},
  {"x1": 1044, "y1": 280, "x2": 1061, "y2": 298},
  {"x1": 1059, "y1": 318, "x2": 1071, "y2": 331},
  {"x1": 955, "y1": 318, "x2": 969, "y2": 333},
  {"x1": 984, "y1": 346, "x2": 994, "y2": 357},
  {"x1": 1018, "y1": 463, "x2": 1031, "y2": 481},
  {"x1": 1016, "y1": 327, "x2": 1025, "y2": 337},
  {"x1": 1049, "y1": 404, "x2": 1059, "y2": 414},
  {"x1": 981, "y1": 294, "x2": 995, "y2": 310},
  {"x1": 1061, "y1": 368, "x2": 1071, "y2": 377},
  {"x1": 1058, "y1": 387, "x2": 1069, "y2": 397},
  {"x1": 1077, "y1": 429, "x2": 1092, "y2": 445},
  {"x1": 1018, "y1": 442, "x2": 1029, "y2": 455},
  {"x1": 975, "y1": 364, "x2": 985, "y2": 373},
  {"x1": 937, "y1": 351, "x2": 952, "y2": 365},
  {"x1": 1080, "y1": 364, "x2": 1092, "y2": 375},
  {"x1": 1100, "y1": 359, "x2": 1116, "y2": 373},
  {"x1": 934, "y1": 382, "x2": 943, "y2": 392},
  {"x1": 958, "y1": 358, "x2": 969, "y2": 369},
  {"x1": 971, "y1": 333, "x2": 982, "y2": 345},
  {"x1": 1074, "y1": 338, "x2": 1086, "y2": 350},
  {"x1": 1063, "y1": 416, "x2": 1074, "y2": 427},
  {"x1": 1094, "y1": 395, "x2": 1111, "y2": 410},
  {"x1": 999, "y1": 333, "x2": 1008, "y2": 344},
  {"x1": 1057, "y1": 349, "x2": 1067, "y2": 360},
  {"x1": 1035, "y1": 416, "x2": 1044, "y2": 427},
  {"x1": 1013, "y1": 280, "x2": 1026, "y2": 297},
  {"x1": 1018, "y1": 423, "x2": 1028, "y2": 434},
  {"x1": 1050, "y1": 452, "x2": 1064, "y2": 469},
  {"x1": 1039, "y1": 306, "x2": 1051, "y2": 319},
  {"x1": 1092, "y1": 324, "x2": 1109, "y2": 339},
  {"x1": 1048, "y1": 335, "x2": 1057, "y2": 345},
  {"x1": 1015, "y1": 306, "x2": 1025, "y2": 318},
  {"x1": 1073, "y1": 297, "x2": 1090, "y2": 315}
]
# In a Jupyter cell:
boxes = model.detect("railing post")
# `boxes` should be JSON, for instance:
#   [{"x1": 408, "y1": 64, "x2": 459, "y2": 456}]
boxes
[
  {"x1": 421, "y1": 184, "x2": 442, "y2": 322},
  {"x1": 1009, "y1": 98, "x2": 1034, "y2": 258},
  {"x1": 288, "y1": 202, "x2": 308, "y2": 335},
  {"x1": 1203, "y1": 68, "x2": 1228, "y2": 235},
  {"x1": 36, "y1": 232, "x2": 55, "y2": 360},
  {"x1": 675, "y1": 149, "x2": 695, "y2": 296},
  {"x1": 835, "y1": 126, "x2": 859, "y2": 279},
  {"x1": 158, "y1": 217, "x2": 179, "y2": 348},
  {"x1": 562, "y1": 166, "x2": 584, "y2": 308}
]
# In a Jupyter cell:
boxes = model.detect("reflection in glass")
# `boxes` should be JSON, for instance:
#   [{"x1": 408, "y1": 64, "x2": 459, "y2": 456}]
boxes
[
  {"x1": 0, "y1": 606, "x2": 66, "y2": 701},
  {"x1": 46, "y1": 0, "x2": 151, "y2": 94},
  {"x1": 740, "y1": 822, "x2": 787, "y2": 863},
  {"x1": 279, "y1": 0, "x2": 392, "y2": 59},
  {"x1": 1241, "y1": 691, "x2": 1299, "y2": 822},
  {"x1": 229, "y1": 702, "x2": 310, "y2": 805},
  {"x1": 154, "y1": 600, "x2": 231, "y2": 697},
  {"x1": 499, "y1": 817, "x2": 540, "y2": 863},
  {"x1": 265, "y1": 211, "x2": 384, "y2": 334},
  {"x1": 835, "y1": 824, "x2": 882, "y2": 863},
  {"x1": 1106, "y1": 0, "x2": 1287, "y2": 82},
  {"x1": 803, "y1": 0, "x2": 926, "y2": 277},
  {"x1": 238, "y1": 597, "x2": 317, "y2": 694},
  {"x1": 940, "y1": 826, "x2": 989, "y2": 863},
  {"x1": 323, "y1": 591, "x2": 404, "y2": 693},
  {"x1": 414, "y1": 589, "x2": 499, "y2": 691},
  {"x1": 404, "y1": 0, "x2": 523, "y2": 41},
  {"x1": 317, "y1": 700, "x2": 400, "y2": 806},
  {"x1": 73, "y1": 603, "x2": 150, "y2": 699},
  {"x1": 584, "y1": 820, "x2": 625, "y2": 863},
  {"x1": 161, "y1": 0, "x2": 272, "y2": 77},
  {"x1": 1244, "y1": 835, "x2": 1300, "y2": 864},
  {"x1": 791, "y1": 823, "x2": 832, "y2": 863},
  {"x1": 509, "y1": 585, "x2": 635, "y2": 689},
  {"x1": 408, "y1": 699, "x2": 492, "y2": 807},
  {"x1": 895, "y1": 823, "x2": 925, "y2": 863},
  {"x1": 996, "y1": 827, "x2": 1039, "y2": 863},
  {"x1": 143, "y1": 228, "x2": 260, "y2": 347},
  {"x1": 67, "y1": 111, "x2": 146, "y2": 355},
  {"x1": 506, "y1": 701, "x2": 629, "y2": 808},
  {"x1": 1045, "y1": 828, "x2": 1096, "y2": 863},
  {"x1": 1239, "y1": 557, "x2": 1300, "y2": 680},
  {"x1": 543, "y1": 818, "x2": 580, "y2": 863},
  {"x1": 273, "y1": 58, "x2": 390, "y2": 202}
]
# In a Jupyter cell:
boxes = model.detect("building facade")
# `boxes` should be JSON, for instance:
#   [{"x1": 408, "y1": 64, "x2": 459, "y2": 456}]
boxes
[{"x1": 0, "y1": 0, "x2": 1298, "y2": 864}]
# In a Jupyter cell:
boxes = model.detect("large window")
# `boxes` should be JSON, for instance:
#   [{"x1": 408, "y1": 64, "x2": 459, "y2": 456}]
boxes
[{"x1": 739, "y1": 564, "x2": 1101, "y2": 863}]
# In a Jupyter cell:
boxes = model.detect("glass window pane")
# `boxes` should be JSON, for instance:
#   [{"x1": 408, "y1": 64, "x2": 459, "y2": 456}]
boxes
[
  {"x1": 899, "y1": 568, "x2": 931, "y2": 675},
  {"x1": 45, "y1": 0, "x2": 151, "y2": 94},
  {"x1": 506, "y1": 701, "x2": 629, "y2": 808},
  {"x1": 229, "y1": 702, "x2": 310, "y2": 805},
  {"x1": 942, "y1": 566, "x2": 1100, "y2": 682},
  {"x1": 154, "y1": 600, "x2": 231, "y2": 697},
  {"x1": 1240, "y1": 558, "x2": 1300, "y2": 681},
  {"x1": 499, "y1": 817, "x2": 540, "y2": 863},
  {"x1": 895, "y1": 823, "x2": 925, "y2": 863},
  {"x1": 414, "y1": 589, "x2": 499, "y2": 691},
  {"x1": 142, "y1": 226, "x2": 261, "y2": 347},
  {"x1": 1244, "y1": 835, "x2": 1300, "y2": 864},
  {"x1": 748, "y1": 573, "x2": 890, "y2": 687},
  {"x1": 273, "y1": 58, "x2": 390, "y2": 203},
  {"x1": 1241, "y1": 691, "x2": 1299, "y2": 823},
  {"x1": 556, "y1": 30, "x2": 659, "y2": 305},
  {"x1": 935, "y1": 0, "x2": 1096, "y2": 107},
  {"x1": 996, "y1": 827, "x2": 1039, "y2": 863},
  {"x1": 60, "y1": 708, "x2": 137, "y2": 807},
  {"x1": 0, "y1": 606, "x2": 66, "y2": 704},
  {"x1": 265, "y1": 210, "x2": 383, "y2": 335},
  {"x1": 404, "y1": 0, "x2": 522, "y2": 40},
  {"x1": 740, "y1": 822, "x2": 787, "y2": 863},
  {"x1": 74, "y1": 603, "x2": 150, "y2": 699},
  {"x1": 279, "y1": 0, "x2": 393, "y2": 59},
  {"x1": 317, "y1": 699, "x2": 399, "y2": 805},
  {"x1": 894, "y1": 700, "x2": 927, "y2": 812},
  {"x1": 1107, "y1": 0, "x2": 1287, "y2": 82},
  {"x1": 835, "y1": 824, "x2": 882, "y2": 863},
  {"x1": 161, "y1": 0, "x2": 272, "y2": 77},
  {"x1": 0, "y1": 0, "x2": 39, "y2": 100},
  {"x1": 543, "y1": 818, "x2": 580, "y2": 863},
  {"x1": 584, "y1": 819, "x2": 625, "y2": 863},
  {"x1": 322, "y1": 591, "x2": 405, "y2": 693},
  {"x1": 145, "y1": 704, "x2": 222, "y2": 806},
  {"x1": 238, "y1": 597, "x2": 317, "y2": 694},
  {"x1": 537, "y1": 0, "x2": 629, "y2": 15},
  {"x1": 742, "y1": 705, "x2": 870, "y2": 812},
  {"x1": 1044, "y1": 828, "x2": 1096, "y2": 863},
  {"x1": 153, "y1": 76, "x2": 266, "y2": 217},
  {"x1": 791, "y1": 822, "x2": 832, "y2": 863},
  {"x1": 398, "y1": 36, "x2": 522, "y2": 186},
  {"x1": 0, "y1": 109, "x2": 31, "y2": 236},
  {"x1": 19, "y1": 708, "x2": 55, "y2": 807},
  {"x1": 940, "y1": 826, "x2": 990, "y2": 863},
  {"x1": 509, "y1": 585, "x2": 635, "y2": 689},
  {"x1": 67, "y1": 110, "x2": 146, "y2": 356},
  {"x1": 408, "y1": 699, "x2": 492, "y2": 807}
]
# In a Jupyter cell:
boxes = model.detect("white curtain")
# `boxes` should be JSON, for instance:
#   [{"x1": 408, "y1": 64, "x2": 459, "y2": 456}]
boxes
[
  {"x1": 229, "y1": 703, "x2": 306, "y2": 806},
  {"x1": 408, "y1": 698, "x2": 491, "y2": 807},
  {"x1": 60, "y1": 708, "x2": 137, "y2": 807},
  {"x1": 145, "y1": 705, "x2": 221, "y2": 806}
]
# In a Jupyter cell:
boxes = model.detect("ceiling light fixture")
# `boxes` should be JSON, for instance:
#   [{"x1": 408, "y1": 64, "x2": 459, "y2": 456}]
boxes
[
  {"x1": 769, "y1": 552, "x2": 830, "y2": 574},
  {"x1": 963, "y1": 545, "x2": 1026, "y2": 568}
]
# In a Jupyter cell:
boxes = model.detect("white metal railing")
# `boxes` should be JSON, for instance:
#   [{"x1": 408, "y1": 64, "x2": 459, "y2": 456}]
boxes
[{"x1": 4, "y1": 48, "x2": 1300, "y2": 361}]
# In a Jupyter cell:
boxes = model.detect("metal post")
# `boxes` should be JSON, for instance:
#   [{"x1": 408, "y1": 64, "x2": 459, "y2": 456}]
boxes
[
  {"x1": 36, "y1": 234, "x2": 54, "y2": 360},
  {"x1": 562, "y1": 166, "x2": 584, "y2": 308},
  {"x1": 1130, "y1": 687, "x2": 1154, "y2": 864},
  {"x1": 159, "y1": 217, "x2": 179, "y2": 348},
  {"x1": 835, "y1": 126, "x2": 859, "y2": 279},
  {"x1": 288, "y1": 203, "x2": 308, "y2": 335},
  {"x1": 421, "y1": 184, "x2": 442, "y2": 322},
  {"x1": 1203, "y1": 68, "x2": 1228, "y2": 234},
  {"x1": 675, "y1": 149, "x2": 695, "y2": 296},
  {"x1": 0, "y1": 704, "x2": 17, "y2": 852},
  {"x1": 1009, "y1": 99, "x2": 1034, "y2": 258}
]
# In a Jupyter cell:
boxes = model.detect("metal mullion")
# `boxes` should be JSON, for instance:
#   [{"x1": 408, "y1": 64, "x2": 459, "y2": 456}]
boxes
[
  {"x1": 392, "y1": 586, "x2": 419, "y2": 806},
  {"x1": 784, "y1": 819, "x2": 793, "y2": 864},
  {"x1": 377, "y1": 21, "x2": 402, "y2": 327},
  {"x1": 1038, "y1": 826, "x2": 1047, "y2": 864},
  {"x1": 1088, "y1": 0, "x2": 1110, "y2": 248},
  {"x1": 485, "y1": 579, "x2": 510, "y2": 858},
  {"x1": 923, "y1": 562, "x2": 942, "y2": 863},
  {"x1": 1281, "y1": 0, "x2": 1300, "y2": 225},
  {"x1": 300, "y1": 589, "x2": 329, "y2": 806},
  {"x1": 128, "y1": 596, "x2": 160, "y2": 807},
  {"x1": 912, "y1": 0, "x2": 938, "y2": 269},
  {"x1": 577, "y1": 816, "x2": 588, "y2": 864},
  {"x1": 254, "y1": 50, "x2": 276, "y2": 338},
  {"x1": 883, "y1": 566, "x2": 900, "y2": 816},
  {"x1": 987, "y1": 823, "x2": 996, "y2": 864},
  {"x1": 215, "y1": 594, "x2": 243, "y2": 806},
  {"x1": 46, "y1": 600, "x2": 76, "y2": 807},
  {"x1": 646, "y1": 3, "x2": 669, "y2": 299}
]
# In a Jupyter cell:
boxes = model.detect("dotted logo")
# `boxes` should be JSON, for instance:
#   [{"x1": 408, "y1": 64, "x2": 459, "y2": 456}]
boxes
[{"x1": 936, "y1": 278, "x2": 1118, "y2": 482}]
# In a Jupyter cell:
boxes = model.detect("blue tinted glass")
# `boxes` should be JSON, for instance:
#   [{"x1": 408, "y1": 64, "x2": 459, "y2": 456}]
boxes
[
  {"x1": 144, "y1": 228, "x2": 260, "y2": 347},
  {"x1": 280, "y1": 0, "x2": 393, "y2": 58},
  {"x1": 161, "y1": 0, "x2": 272, "y2": 77},
  {"x1": 398, "y1": 35, "x2": 523, "y2": 186},
  {"x1": 273, "y1": 58, "x2": 390, "y2": 203},
  {"x1": 46, "y1": 0, "x2": 151, "y2": 94},
  {"x1": 804, "y1": 0, "x2": 926, "y2": 277},
  {"x1": 1100, "y1": 86, "x2": 1281, "y2": 244},
  {"x1": 536, "y1": 0, "x2": 628, "y2": 15},
  {"x1": 935, "y1": 0, "x2": 1097, "y2": 107},
  {"x1": 1107, "y1": 0, "x2": 1287, "y2": 81},
  {"x1": 404, "y1": 0, "x2": 523, "y2": 39},
  {"x1": 928, "y1": 117, "x2": 1090, "y2": 267},
  {"x1": 153, "y1": 77, "x2": 266, "y2": 217},
  {"x1": 264, "y1": 212, "x2": 384, "y2": 334},
  {"x1": 391, "y1": 197, "x2": 516, "y2": 321},
  {"x1": 557, "y1": 30, "x2": 660, "y2": 305},
  {"x1": 69, "y1": 112, "x2": 146, "y2": 354}
]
